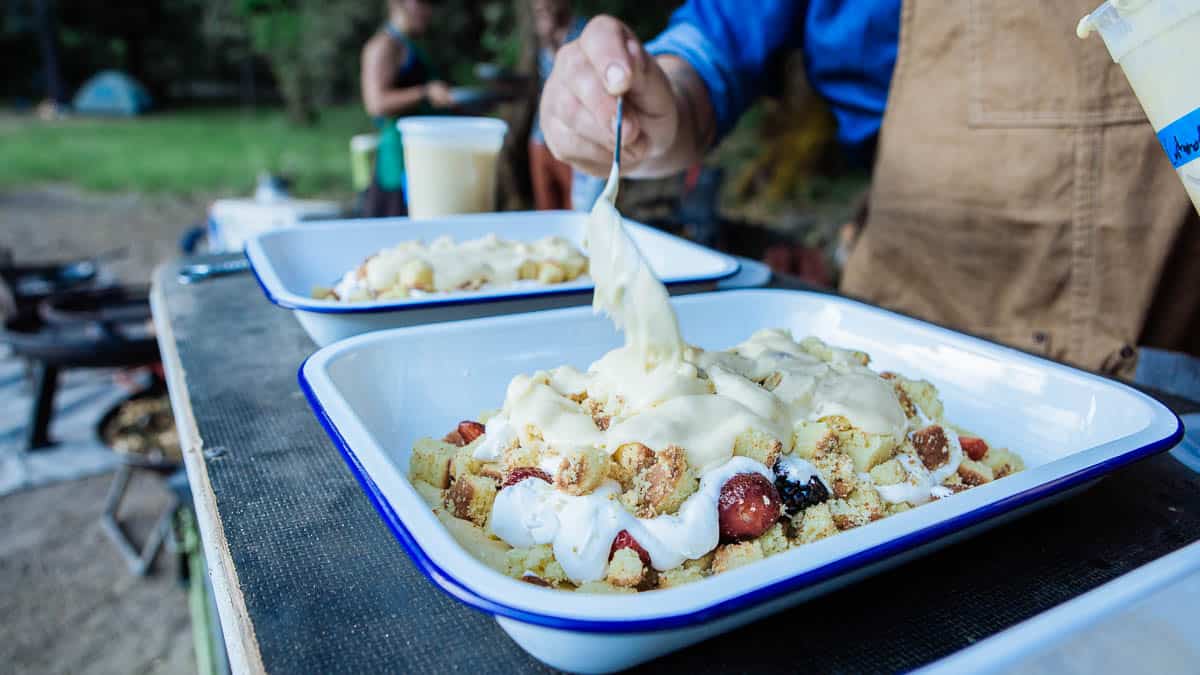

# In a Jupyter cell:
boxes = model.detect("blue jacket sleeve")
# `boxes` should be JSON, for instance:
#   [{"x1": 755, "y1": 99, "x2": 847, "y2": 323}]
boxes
[
  {"x1": 646, "y1": 0, "x2": 899, "y2": 153},
  {"x1": 646, "y1": 0, "x2": 803, "y2": 140}
]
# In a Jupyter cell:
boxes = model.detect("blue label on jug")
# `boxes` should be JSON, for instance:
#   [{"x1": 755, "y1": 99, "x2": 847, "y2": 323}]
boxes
[{"x1": 1158, "y1": 106, "x2": 1200, "y2": 169}]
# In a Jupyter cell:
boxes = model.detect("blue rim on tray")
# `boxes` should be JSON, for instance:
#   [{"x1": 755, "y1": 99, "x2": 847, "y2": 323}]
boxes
[
  {"x1": 298, "y1": 351, "x2": 1183, "y2": 634},
  {"x1": 244, "y1": 227, "x2": 742, "y2": 315}
]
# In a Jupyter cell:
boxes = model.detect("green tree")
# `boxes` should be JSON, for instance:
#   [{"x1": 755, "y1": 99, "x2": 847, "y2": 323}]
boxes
[
  {"x1": 202, "y1": 0, "x2": 374, "y2": 124},
  {"x1": 196, "y1": 1, "x2": 679, "y2": 127}
]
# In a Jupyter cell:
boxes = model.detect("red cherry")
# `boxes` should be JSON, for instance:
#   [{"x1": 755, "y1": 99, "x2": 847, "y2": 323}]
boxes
[
  {"x1": 959, "y1": 436, "x2": 989, "y2": 461},
  {"x1": 610, "y1": 530, "x2": 651, "y2": 566},
  {"x1": 457, "y1": 420, "x2": 485, "y2": 444},
  {"x1": 501, "y1": 467, "x2": 552, "y2": 490},
  {"x1": 717, "y1": 473, "x2": 781, "y2": 542}
]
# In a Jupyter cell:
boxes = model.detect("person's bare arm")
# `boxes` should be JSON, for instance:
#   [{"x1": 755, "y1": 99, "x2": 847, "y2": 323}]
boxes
[
  {"x1": 539, "y1": 16, "x2": 715, "y2": 178},
  {"x1": 360, "y1": 34, "x2": 452, "y2": 117},
  {"x1": 653, "y1": 55, "x2": 716, "y2": 177}
]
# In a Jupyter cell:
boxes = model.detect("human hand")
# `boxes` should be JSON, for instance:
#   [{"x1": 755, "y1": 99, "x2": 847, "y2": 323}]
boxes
[
  {"x1": 425, "y1": 81, "x2": 455, "y2": 108},
  {"x1": 538, "y1": 15, "x2": 681, "y2": 177}
]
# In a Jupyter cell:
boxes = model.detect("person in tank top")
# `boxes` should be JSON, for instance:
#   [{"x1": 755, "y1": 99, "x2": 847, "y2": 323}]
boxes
[{"x1": 360, "y1": 0, "x2": 454, "y2": 217}]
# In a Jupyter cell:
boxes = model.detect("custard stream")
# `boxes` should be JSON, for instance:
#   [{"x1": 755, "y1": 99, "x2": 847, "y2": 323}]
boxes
[{"x1": 481, "y1": 165, "x2": 912, "y2": 582}]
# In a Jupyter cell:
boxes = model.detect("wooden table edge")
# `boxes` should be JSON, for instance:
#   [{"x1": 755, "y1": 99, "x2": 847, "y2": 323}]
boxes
[
  {"x1": 151, "y1": 267, "x2": 266, "y2": 675},
  {"x1": 146, "y1": 260, "x2": 1197, "y2": 674}
]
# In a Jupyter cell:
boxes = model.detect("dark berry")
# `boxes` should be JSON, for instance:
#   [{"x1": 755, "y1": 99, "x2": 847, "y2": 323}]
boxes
[
  {"x1": 773, "y1": 467, "x2": 830, "y2": 516},
  {"x1": 501, "y1": 467, "x2": 552, "y2": 490}
]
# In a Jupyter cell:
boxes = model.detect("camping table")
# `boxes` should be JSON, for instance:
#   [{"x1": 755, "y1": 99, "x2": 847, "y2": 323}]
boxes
[{"x1": 151, "y1": 254, "x2": 1200, "y2": 674}]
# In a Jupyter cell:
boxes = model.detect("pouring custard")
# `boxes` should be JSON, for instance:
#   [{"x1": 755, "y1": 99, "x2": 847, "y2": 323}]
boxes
[{"x1": 408, "y1": 163, "x2": 1024, "y2": 592}]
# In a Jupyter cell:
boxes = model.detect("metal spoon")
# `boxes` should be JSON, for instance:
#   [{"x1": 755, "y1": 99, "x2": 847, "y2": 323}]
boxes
[
  {"x1": 177, "y1": 258, "x2": 250, "y2": 285},
  {"x1": 613, "y1": 96, "x2": 624, "y2": 174},
  {"x1": 597, "y1": 97, "x2": 625, "y2": 205}
]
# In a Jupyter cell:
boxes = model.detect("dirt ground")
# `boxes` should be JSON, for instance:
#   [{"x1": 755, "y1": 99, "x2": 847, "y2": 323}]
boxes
[
  {"x1": 1, "y1": 186, "x2": 203, "y2": 675},
  {"x1": 1, "y1": 185, "x2": 204, "y2": 286},
  {"x1": 0, "y1": 472, "x2": 194, "y2": 675}
]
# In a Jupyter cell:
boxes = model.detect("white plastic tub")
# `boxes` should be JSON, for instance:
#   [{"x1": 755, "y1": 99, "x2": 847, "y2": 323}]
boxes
[
  {"x1": 245, "y1": 211, "x2": 740, "y2": 346},
  {"x1": 299, "y1": 289, "x2": 1181, "y2": 673},
  {"x1": 396, "y1": 117, "x2": 508, "y2": 218}
]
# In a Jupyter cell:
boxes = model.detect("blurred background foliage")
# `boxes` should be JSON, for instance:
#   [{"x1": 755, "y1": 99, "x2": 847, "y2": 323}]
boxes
[
  {"x1": 2, "y1": 0, "x2": 678, "y2": 120},
  {"x1": 0, "y1": 0, "x2": 861, "y2": 250}
]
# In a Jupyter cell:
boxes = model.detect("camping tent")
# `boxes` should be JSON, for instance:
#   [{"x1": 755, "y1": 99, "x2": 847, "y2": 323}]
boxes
[{"x1": 72, "y1": 70, "x2": 152, "y2": 116}]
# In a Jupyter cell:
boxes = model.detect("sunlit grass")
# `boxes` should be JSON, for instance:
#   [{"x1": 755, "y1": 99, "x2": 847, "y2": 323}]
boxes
[{"x1": 0, "y1": 105, "x2": 372, "y2": 199}]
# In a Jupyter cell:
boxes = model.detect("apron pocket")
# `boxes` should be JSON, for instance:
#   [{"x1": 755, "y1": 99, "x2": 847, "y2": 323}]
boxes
[{"x1": 967, "y1": 0, "x2": 1146, "y2": 128}]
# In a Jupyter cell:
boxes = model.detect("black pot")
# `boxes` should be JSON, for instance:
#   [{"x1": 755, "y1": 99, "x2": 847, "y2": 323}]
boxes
[
  {"x1": 0, "y1": 258, "x2": 98, "y2": 309},
  {"x1": 0, "y1": 286, "x2": 158, "y2": 368},
  {"x1": 96, "y1": 382, "x2": 180, "y2": 472}
]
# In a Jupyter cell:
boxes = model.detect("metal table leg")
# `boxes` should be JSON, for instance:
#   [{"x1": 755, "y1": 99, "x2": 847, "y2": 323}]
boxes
[
  {"x1": 99, "y1": 463, "x2": 179, "y2": 576},
  {"x1": 26, "y1": 361, "x2": 58, "y2": 450}
]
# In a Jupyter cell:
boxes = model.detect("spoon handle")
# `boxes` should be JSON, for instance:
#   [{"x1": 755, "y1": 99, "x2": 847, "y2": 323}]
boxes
[
  {"x1": 614, "y1": 96, "x2": 624, "y2": 172},
  {"x1": 177, "y1": 258, "x2": 250, "y2": 285}
]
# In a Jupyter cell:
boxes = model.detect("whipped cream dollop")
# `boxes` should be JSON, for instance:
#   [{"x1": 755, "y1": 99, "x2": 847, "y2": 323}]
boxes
[
  {"x1": 472, "y1": 415, "x2": 518, "y2": 461},
  {"x1": 775, "y1": 454, "x2": 831, "y2": 494},
  {"x1": 864, "y1": 427, "x2": 965, "y2": 505},
  {"x1": 490, "y1": 456, "x2": 772, "y2": 582},
  {"x1": 332, "y1": 269, "x2": 371, "y2": 301}
]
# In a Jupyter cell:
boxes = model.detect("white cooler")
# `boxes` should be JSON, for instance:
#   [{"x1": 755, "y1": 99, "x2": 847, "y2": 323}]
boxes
[{"x1": 207, "y1": 198, "x2": 342, "y2": 253}]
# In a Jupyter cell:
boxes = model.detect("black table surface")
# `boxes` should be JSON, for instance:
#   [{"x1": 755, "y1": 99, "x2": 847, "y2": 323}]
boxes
[{"x1": 152, "y1": 255, "x2": 1200, "y2": 674}]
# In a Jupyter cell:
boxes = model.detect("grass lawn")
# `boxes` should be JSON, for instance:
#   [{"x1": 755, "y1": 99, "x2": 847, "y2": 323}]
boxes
[{"x1": 0, "y1": 105, "x2": 373, "y2": 199}]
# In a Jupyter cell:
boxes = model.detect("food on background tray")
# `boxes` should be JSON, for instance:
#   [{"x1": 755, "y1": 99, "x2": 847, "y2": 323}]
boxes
[
  {"x1": 103, "y1": 394, "x2": 182, "y2": 465},
  {"x1": 312, "y1": 234, "x2": 588, "y2": 301},
  {"x1": 408, "y1": 159, "x2": 1025, "y2": 593}
]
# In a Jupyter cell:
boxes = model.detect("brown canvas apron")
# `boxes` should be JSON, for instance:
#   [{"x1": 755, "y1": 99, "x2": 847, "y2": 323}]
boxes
[{"x1": 841, "y1": 0, "x2": 1200, "y2": 378}]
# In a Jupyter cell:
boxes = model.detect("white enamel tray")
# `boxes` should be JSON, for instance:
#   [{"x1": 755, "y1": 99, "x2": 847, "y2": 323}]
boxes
[
  {"x1": 920, "y1": 539, "x2": 1200, "y2": 674},
  {"x1": 299, "y1": 289, "x2": 1181, "y2": 673},
  {"x1": 245, "y1": 210, "x2": 739, "y2": 346}
]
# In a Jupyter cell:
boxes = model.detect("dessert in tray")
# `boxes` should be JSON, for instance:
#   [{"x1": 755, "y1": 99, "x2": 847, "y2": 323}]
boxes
[
  {"x1": 411, "y1": 333, "x2": 1025, "y2": 592},
  {"x1": 313, "y1": 234, "x2": 588, "y2": 301},
  {"x1": 407, "y1": 168, "x2": 1025, "y2": 593}
]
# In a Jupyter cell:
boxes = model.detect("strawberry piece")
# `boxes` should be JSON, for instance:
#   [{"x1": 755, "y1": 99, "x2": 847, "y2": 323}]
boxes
[
  {"x1": 457, "y1": 420, "x2": 485, "y2": 444},
  {"x1": 610, "y1": 530, "x2": 651, "y2": 566},
  {"x1": 717, "y1": 473, "x2": 781, "y2": 542},
  {"x1": 501, "y1": 467, "x2": 552, "y2": 490},
  {"x1": 443, "y1": 430, "x2": 466, "y2": 447},
  {"x1": 959, "y1": 436, "x2": 989, "y2": 461}
]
